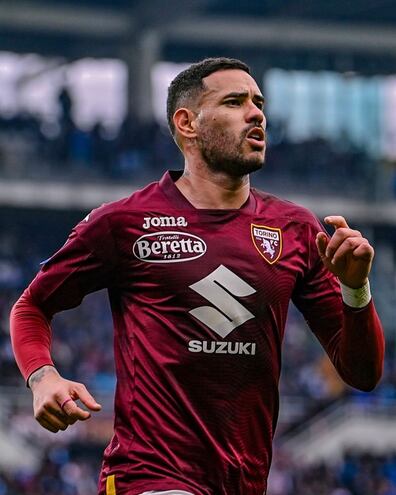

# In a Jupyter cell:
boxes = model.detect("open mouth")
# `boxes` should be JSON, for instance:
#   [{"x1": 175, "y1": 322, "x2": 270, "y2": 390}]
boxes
[{"x1": 245, "y1": 127, "x2": 265, "y2": 148}]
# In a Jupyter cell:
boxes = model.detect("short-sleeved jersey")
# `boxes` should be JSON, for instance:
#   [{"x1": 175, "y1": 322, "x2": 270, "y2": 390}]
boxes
[{"x1": 29, "y1": 171, "x2": 344, "y2": 495}]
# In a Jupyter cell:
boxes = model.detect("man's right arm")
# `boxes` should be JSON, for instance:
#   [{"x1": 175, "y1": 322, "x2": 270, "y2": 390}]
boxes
[
  {"x1": 10, "y1": 207, "x2": 117, "y2": 432},
  {"x1": 10, "y1": 289, "x2": 54, "y2": 382},
  {"x1": 10, "y1": 290, "x2": 101, "y2": 433}
]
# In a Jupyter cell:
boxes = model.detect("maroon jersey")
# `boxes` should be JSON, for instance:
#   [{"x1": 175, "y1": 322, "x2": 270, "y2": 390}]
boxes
[{"x1": 21, "y1": 171, "x2": 379, "y2": 495}]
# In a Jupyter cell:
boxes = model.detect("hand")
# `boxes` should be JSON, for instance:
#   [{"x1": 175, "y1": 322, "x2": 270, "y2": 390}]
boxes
[
  {"x1": 316, "y1": 216, "x2": 374, "y2": 289},
  {"x1": 29, "y1": 365, "x2": 102, "y2": 433}
]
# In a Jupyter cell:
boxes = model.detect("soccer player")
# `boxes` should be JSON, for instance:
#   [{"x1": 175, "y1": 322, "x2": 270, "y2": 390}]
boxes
[{"x1": 10, "y1": 58, "x2": 384, "y2": 495}]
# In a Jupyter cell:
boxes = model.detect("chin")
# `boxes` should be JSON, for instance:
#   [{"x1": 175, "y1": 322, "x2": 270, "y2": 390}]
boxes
[
  {"x1": 246, "y1": 153, "x2": 265, "y2": 171},
  {"x1": 246, "y1": 162, "x2": 264, "y2": 174},
  {"x1": 231, "y1": 160, "x2": 264, "y2": 177}
]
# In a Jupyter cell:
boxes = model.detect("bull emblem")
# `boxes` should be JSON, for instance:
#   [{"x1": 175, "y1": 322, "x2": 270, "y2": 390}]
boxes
[{"x1": 260, "y1": 239, "x2": 277, "y2": 259}]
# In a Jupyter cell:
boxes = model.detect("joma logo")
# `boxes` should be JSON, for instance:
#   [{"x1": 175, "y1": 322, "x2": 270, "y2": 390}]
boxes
[{"x1": 143, "y1": 216, "x2": 188, "y2": 230}]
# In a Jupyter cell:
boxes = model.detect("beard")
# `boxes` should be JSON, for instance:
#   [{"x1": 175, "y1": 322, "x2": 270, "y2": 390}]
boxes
[{"x1": 197, "y1": 124, "x2": 265, "y2": 178}]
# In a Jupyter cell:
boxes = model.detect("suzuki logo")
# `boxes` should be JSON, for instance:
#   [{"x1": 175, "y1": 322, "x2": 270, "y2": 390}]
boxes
[{"x1": 189, "y1": 265, "x2": 256, "y2": 338}]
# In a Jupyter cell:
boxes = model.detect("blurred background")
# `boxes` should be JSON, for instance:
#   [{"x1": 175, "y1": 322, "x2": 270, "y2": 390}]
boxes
[{"x1": 1, "y1": 1, "x2": 396, "y2": 494}]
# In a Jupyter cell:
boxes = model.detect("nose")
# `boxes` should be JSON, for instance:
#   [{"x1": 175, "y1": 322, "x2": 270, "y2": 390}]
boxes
[{"x1": 246, "y1": 101, "x2": 265, "y2": 127}]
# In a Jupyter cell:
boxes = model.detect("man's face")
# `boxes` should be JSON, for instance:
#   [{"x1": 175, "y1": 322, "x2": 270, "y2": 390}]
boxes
[{"x1": 194, "y1": 69, "x2": 266, "y2": 178}]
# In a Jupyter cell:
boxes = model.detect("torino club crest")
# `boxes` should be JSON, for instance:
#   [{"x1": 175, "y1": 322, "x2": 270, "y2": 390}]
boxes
[{"x1": 251, "y1": 224, "x2": 282, "y2": 264}]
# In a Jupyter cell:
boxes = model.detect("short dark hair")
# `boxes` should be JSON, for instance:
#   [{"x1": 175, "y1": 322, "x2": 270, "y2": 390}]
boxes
[{"x1": 166, "y1": 57, "x2": 250, "y2": 136}]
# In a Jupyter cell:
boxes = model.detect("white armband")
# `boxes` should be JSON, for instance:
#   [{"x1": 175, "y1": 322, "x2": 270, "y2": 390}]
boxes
[{"x1": 340, "y1": 280, "x2": 372, "y2": 308}]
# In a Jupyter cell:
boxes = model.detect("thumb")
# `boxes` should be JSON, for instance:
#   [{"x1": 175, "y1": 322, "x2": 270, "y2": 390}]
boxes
[
  {"x1": 316, "y1": 232, "x2": 328, "y2": 259},
  {"x1": 73, "y1": 384, "x2": 102, "y2": 412}
]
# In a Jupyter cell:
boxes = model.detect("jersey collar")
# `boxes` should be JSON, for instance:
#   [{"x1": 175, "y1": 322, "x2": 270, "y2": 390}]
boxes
[{"x1": 159, "y1": 170, "x2": 257, "y2": 213}]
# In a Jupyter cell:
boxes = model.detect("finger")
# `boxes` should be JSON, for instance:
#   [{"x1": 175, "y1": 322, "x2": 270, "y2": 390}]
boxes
[
  {"x1": 39, "y1": 417, "x2": 59, "y2": 433},
  {"x1": 325, "y1": 229, "x2": 362, "y2": 258},
  {"x1": 61, "y1": 399, "x2": 91, "y2": 421},
  {"x1": 351, "y1": 241, "x2": 374, "y2": 260},
  {"x1": 324, "y1": 216, "x2": 349, "y2": 229},
  {"x1": 72, "y1": 384, "x2": 102, "y2": 412},
  {"x1": 34, "y1": 399, "x2": 66, "y2": 423},
  {"x1": 60, "y1": 397, "x2": 74, "y2": 411},
  {"x1": 43, "y1": 404, "x2": 71, "y2": 429},
  {"x1": 46, "y1": 413, "x2": 69, "y2": 430},
  {"x1": 330, "y1": 237, "x2": 368, "y2": 265},
  {"x1": 37, "y1": 409, "x2": 69, "y2": 431},
  {"x1": 46, "y1": 400, "x2": 76, "y2": 425}
]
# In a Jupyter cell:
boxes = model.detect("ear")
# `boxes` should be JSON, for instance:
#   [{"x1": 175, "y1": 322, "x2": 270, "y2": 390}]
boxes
[{"x1": 173, "y1": 108, "x2": 198, "y2": 140}]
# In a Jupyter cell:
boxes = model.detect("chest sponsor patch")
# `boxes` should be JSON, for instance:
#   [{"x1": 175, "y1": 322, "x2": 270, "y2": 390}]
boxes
[
  {"x1": 251, "y1": 224, "x2": 282, "y2": 264},
  {"x1": 133, "y1": 231, "x2": 207, "y2": 263}
]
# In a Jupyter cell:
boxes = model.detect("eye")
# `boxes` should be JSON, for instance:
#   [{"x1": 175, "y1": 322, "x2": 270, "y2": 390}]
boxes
[{"x1": 225, "y1": 99, "x2": 241, "y2": 107}]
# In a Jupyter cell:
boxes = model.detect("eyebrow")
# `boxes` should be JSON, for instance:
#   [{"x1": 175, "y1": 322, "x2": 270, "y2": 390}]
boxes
[{"x1": 223, "y1": 91, "x2": 265, "y2": 105}]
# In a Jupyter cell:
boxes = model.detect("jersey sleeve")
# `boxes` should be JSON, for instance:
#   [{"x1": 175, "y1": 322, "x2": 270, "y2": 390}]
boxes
[
  {"x1": 29, "y1": 208, "x2": 118, "y2": 316},
  {"x1": 10, "y1": 289, "x2": 54, "y2": 382},
  {"x1": 292, "y1": 217, "x2": 343, "y2": 332},
  {"x1": 292, "y1": 216, "x2": 384, "y2": 391},
  {"x1": 10, "y1": 208, "x2": 119, "y2": 383}
]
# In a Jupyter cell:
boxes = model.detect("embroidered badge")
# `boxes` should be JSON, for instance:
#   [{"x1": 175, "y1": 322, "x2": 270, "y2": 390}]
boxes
[{"x1": 251, "y1": 224, "x2": 282, "y2": 264}]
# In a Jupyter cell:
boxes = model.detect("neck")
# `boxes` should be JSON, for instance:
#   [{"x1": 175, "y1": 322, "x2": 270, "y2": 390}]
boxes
[{"x1": 175, "y1": 162, "x2": 251, "y2": 209}]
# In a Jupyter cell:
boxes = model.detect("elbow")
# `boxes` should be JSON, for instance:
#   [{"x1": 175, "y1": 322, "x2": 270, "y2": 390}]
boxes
[
  {"x1": 353, "y1": 380, "x2": 379, "y2": 393},
  {"x1": 345, "y1": 366, "x2": 383, "y2": 392},
  {"x1": 337, "y1": 334, "x2": 385, "y2": 393}
]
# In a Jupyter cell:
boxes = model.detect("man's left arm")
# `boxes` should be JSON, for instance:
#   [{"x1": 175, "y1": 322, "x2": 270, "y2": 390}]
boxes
[{"x1": 313, "y1": 215, "x2": 384, "y2": 391}]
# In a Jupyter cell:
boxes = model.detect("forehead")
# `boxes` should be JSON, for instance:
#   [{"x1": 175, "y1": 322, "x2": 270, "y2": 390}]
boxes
[{"x1": 201, "y1": 69, "x2": 262, "y2": 99}]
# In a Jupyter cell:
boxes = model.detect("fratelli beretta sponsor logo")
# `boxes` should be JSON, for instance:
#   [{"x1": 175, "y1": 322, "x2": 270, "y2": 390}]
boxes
[
  {"x1": 133, "y1": 231, "x2": 207, "y2": 263},
  {"x1": 251, "y1": 224, "x2": 282, "y2": 264}
]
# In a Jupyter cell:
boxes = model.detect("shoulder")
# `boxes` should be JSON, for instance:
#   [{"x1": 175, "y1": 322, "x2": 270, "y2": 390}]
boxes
[
  {"x1": 83, "y1": 179, "x2": 163, "y2": 224},
  {"x1": 252, "y1": 188, "x2": 321, "y2": 229},
  {"x1": 67, "y1": 180, "x2": 165, "y2": 245}
]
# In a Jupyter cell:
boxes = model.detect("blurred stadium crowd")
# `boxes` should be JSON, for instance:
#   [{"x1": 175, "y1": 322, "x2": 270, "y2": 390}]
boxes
[
  {"x1": 0, "y1": 85, "x2": 381, "y2": 199},
  {"x1": 2, "y1": 447, "x2": 396, "y2": 494}
]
